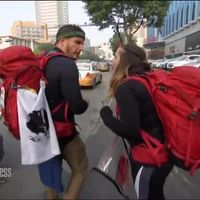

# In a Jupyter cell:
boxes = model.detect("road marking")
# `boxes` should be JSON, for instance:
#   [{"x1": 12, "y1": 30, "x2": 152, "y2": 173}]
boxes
[
  {"x1": 91, "y1": 98, "x2": 113, "y2": 133},
  {"x1": 108, "y1": 98, "x2": 113, "y2": 106}
]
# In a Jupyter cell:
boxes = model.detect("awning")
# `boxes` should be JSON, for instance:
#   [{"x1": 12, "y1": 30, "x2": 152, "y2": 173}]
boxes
[{"x1": 143, "y1": 41, "x2": 165, "y2": 49}]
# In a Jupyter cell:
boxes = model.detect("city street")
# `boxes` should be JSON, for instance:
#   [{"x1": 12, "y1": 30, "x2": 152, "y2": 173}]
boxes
[{"x1": 1, "y1": 71, "x2": 200, "y2": 199}]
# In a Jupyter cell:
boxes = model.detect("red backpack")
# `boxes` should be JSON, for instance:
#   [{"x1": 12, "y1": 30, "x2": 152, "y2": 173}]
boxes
[
  {"x1": 125, "y1": 66, "x2": 200, "y2": 175},
  {"x1": 0, "y1": 45, "x2": 74, "y2": 139}
]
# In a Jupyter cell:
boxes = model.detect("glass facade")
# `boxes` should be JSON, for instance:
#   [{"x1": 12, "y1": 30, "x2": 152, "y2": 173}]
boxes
[
  {"x1": 145, "y1": 1, "x2": 200, "y2": 57},
  {"x1": 160, "y1": 1, "x2": 200, "y2": 38}
]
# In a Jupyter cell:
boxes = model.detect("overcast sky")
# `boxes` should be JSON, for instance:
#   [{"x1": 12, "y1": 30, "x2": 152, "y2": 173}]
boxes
[{"x1": 0, "y1": 1, "x2": 113, "y2": 46}]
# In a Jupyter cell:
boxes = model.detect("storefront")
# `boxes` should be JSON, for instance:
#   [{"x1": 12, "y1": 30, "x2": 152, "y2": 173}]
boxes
[
  {"x1": 143, "y1": 41, "x2": 165, "y2": 59},
  {"x1": 185, "y1": 31, "x2": 200, "y2": 54}
]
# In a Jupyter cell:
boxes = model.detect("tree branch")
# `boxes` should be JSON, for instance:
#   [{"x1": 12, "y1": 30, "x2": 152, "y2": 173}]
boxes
[
  {"x1": 129, "y1": 17, "x2": 143, "y2": 40},
  {"x1": 113, "y1": 23, "x2": 123, "y2": 44}
]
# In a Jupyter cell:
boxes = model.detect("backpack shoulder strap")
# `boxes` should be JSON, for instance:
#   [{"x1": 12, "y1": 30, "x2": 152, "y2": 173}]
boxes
[
  {"x1": 127, "y1": 74, "x2": 152, "y2": 96},
  {"x1": 41, "y1": 50, "x2": 67, "y2": 71},
  {"x1": 45, "y1": 50, "x2": 67, "y2": 62}
]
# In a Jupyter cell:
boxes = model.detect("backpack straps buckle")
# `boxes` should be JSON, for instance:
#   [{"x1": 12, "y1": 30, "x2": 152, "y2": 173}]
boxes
[
  {"x1": 159, "y1": 85, "x2": 168, "y2": 92},
  {"x1": 10, "y1": 82, "x2": 20, "y2": 89},
  {"x1": 188, "y1": 111, "x2": 198, "y2": 120}
]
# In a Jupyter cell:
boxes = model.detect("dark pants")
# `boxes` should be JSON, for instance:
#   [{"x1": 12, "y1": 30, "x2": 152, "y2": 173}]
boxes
[{"x1": 130, "y1": 159, "x2": 174, "y2": 200}]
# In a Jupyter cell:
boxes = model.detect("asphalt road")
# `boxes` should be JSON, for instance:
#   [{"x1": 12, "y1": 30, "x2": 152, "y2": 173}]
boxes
[{"x1": 1, "y1": 71, "x2": 200, "y2": 199}]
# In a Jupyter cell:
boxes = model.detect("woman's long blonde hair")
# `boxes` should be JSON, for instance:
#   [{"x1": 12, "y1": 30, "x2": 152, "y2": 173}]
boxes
[{"x1": 108, "y1": 43, "x2": 151, "y2": 98}]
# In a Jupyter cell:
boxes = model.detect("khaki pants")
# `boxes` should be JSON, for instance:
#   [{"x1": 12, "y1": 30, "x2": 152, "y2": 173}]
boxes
[
  {"x1": 46, "y1": 135, "x2": 88, "y2": 200},
  {"x1": 62, "y1": 135, "x2": 88, "y2": 199}
]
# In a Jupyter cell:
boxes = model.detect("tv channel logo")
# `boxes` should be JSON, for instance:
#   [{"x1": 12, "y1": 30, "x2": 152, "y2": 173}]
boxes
[{"x1": 0, "y1": 168, "x2": 12, "y2": 178}]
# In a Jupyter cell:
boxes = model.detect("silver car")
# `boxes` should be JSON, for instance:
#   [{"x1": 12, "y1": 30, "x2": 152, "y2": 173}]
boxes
[
  {"x1": 182, "y1": 58, "x2": 200, "y2": 68},
  {"x1": 167, "y1": 55, "x2": 200, "y2": 68}
]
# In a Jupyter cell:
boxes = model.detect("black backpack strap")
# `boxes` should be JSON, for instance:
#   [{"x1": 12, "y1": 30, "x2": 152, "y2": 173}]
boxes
[{"x1": 90, "y1": 167, "x2": 130, "y2": 199}]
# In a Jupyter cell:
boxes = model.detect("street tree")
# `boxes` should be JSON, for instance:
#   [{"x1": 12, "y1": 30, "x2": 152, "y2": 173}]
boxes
[
  {"x1": 83, "y1": 0, "x2": 169, "y2": 44},
  {"x1": 33, "y1": 43, "x2": 54, "y2": 55},
  {"x1": 79, "y1": 50, "x2": 101, "y2": 61},
  {"x1": 109, "y1": 32, "x2": 137, "y2": 54}
]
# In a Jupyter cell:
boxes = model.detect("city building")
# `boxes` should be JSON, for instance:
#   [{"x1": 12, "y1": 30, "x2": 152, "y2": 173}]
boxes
[
  {"x1": 161, "y1": 1, "x2": 200, "y2": 57},
  {"x1": 0, "y1": 35, "x2": 40, "y2": 50},
  {"x1": 89, "y1": 46, "x2": 98, "y2": 55},
  {"x1": 83, "y1": 37, "x2": 91, "y2": 51},
  {"x1": 144, "y1": 1, "x2": 200, "y2": 59},
  {"x1": 134, "y1": 25, "x2": 147, "y2": 47},
  {"x1": 11, "y1": 21, "x2": 48, "y2": 43},
  {"x1": 94, "y1": 43, "x2": 113, "y2": 60},
  {"x1": 35, "y1": 1, "x2": 69, "y2": 42},
  {"x1": 144, "y1": 27, "x2": 165, "y2": 59}
]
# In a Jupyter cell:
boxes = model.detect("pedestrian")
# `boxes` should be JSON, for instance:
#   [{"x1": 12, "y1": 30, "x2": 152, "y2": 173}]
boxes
[
  {"x1": 40, "y1": 24, "x2": 89, "y2": 200},
  {"x1": 100, "y1": 43, "x2": 173, "y2": 200}
]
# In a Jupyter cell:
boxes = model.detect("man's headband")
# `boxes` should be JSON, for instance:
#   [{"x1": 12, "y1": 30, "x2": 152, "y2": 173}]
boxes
[{"x1": 56, "y1": 31, "x2": 85, "y2": 41}]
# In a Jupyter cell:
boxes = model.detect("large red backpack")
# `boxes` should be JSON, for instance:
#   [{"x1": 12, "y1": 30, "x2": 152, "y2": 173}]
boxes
[
  {"x1": 0, "y1": 45, "x2": 74, "y2": 139},
  {"x1": 127, "y1": 66, "x2": 200, "y2": 175}
]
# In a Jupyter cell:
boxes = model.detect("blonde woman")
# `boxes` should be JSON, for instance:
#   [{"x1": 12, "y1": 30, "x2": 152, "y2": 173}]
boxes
[{"x1": 100, "y1": 43, "x2": 173, "y2": 200}]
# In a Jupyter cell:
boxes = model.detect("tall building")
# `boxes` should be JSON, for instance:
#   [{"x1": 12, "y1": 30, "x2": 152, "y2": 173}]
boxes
[
  {"x1": 161, "y1": 1, "x2": 200, "y2": 57},
  {"x1": 144, "y1": 1, "x2": 200, "y2": 58},
  {"x1": 11, "y1": 21, "x2": 48, "y2": 43},
  {"x1": 35, "y1": 1, "x2": 69, "y2": 42},
  {"x1": 83, "y1": 37, "x2": 91, "y2": 50},
  {"x1": 134, "y1": 25, "x2": 147, "y2": 47},
  {"x1": 95, "y1": 43, "x2": 113, "y2": 60}
]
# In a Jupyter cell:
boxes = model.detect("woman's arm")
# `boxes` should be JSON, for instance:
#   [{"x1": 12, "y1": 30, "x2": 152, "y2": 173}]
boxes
[{"x1": 100, "y1": 80, "x2": 141, "y2": 141}]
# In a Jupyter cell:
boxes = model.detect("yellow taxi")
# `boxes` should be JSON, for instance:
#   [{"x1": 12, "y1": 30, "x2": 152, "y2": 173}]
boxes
[{"x1": 77, "y1": 62, "x2": 102, "y2": 88}]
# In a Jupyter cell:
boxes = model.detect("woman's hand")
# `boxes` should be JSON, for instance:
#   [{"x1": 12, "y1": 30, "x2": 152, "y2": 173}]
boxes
[{"x1": 100, "y1": 106, "x2": 113, "y2": 121}]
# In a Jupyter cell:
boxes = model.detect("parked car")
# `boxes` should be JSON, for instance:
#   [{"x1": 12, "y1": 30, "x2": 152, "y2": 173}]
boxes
[
  {"x1": 167, "y1": 55, "x2": 200, "y2": 68},
  {"x1": 182, "y1": 58, "x2": 200, "y2": 68},
  {"x1": 151, "y1": 59, "x2": 165, "y2": 69},
  {"x1": 157, "y1": 57, "x2": 176, "y2": 69},
  {"x1": 91, "y1": 61, "x2": 99, "y2": 71},
  {"x1": 97, "y1": 62, "x2": 110, "y2": 72},
  {"x1": 77, "y1": 62, "x2": 102, "y2": 88}
]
